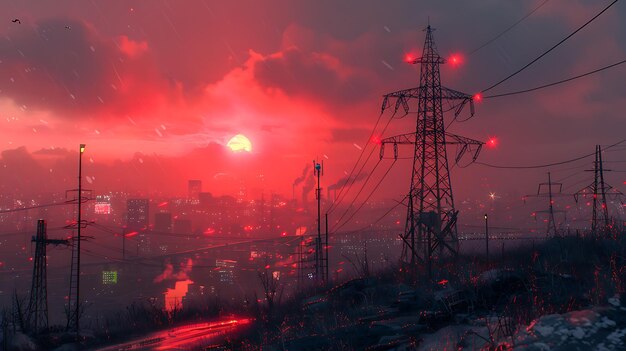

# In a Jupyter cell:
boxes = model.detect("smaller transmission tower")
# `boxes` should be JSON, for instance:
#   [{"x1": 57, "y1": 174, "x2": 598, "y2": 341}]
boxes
[
  {"x1": 575, "y1": 145, "x2": 624, "y2": 237},
  {"x1": 526, "y1": 172, "x2": 566, "y2": 236},
  {"x1": 27, "y1": 220, "x2": 68, "y2": 334}
]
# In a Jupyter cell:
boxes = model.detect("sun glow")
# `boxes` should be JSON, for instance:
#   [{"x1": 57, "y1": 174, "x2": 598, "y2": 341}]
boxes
[{"x1": 227, "y1": 134, "x2": 252, "y2": 152}]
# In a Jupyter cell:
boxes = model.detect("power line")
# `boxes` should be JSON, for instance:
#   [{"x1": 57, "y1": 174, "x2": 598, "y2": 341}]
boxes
[
  {"x1": 330, "y1": 158, "x2": 383, "y2": 229},
  {"x1": 469, "y1": 0, "x2": 550, "y2": 55},
  {"x1": 0, "y1": 201, "x2": 71, "y2": 214},
  {"x1": 327, "y1": 111, "x2": 396, "y2": 214},
  {"x1": 485, "y1": 59, "x2": 626, "y2": 99},
  {"x1": 326, "y1": 111, "x2": 385, "y2": 214},
  {"x1": 476, "y1": 139, "x2": 625, "y2": 169},
  {"x1": 331, "y1": 160, "x2": 397, "y2": 234},
  {"x1": 481, "y1": 0, "x2": 620, "y2": 93}
]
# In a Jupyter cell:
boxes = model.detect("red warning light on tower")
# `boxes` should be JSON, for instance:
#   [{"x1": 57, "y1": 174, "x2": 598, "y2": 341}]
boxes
[
  {"x1": 404, "y1": 53, "x2": 416, "y2": 63},
  {"x1": 448, "y1": 53, "x2": 463, "y2": 66},
  {"x1": 473, "y1": 93, "x2": 483, "y2": 102},
  {"x1": 486, "y1": 137, "x2": 498, "y2": 149}
]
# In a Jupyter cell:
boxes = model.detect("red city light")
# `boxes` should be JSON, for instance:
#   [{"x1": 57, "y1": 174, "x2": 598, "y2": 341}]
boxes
[{"x1": 125, "y1": 231, "x2": 138, "y2": 237}]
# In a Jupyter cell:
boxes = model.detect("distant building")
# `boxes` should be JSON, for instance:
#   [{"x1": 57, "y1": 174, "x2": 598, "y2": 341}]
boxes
[
  {"x1": 215, "y1": 259, "x2": 236, "y2": 285},
  {"x1": 173, "y1": 218, "x2": 192, "y2": 234},
  {"x1": 94, "y1": 195, "x2": 112, "y2": 215},
  {"x1": 126, "y1": 199, "x2": 149, "y2": 231},
  {"x1": 188, "y1": 180, "x2": 202, "y2": 201},
  {"x1": 154, "y1": 212, "x2": 172, "y2": 233},
  {"x1": 198, "y1": 192, "x2": 214, "y2": 207}
]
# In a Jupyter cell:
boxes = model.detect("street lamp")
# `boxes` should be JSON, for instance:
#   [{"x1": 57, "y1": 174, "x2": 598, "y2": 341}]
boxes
[{"x1": 484, "y1": 213, "x2": 489, "y2": 261}]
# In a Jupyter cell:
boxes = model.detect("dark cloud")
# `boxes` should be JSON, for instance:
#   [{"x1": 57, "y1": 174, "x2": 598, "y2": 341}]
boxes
[
  {"x1": 330, "y1": 127, "x2": 371, "y2": 143},
  {"x1": 0, "y1": 17, "x2": 174, "y2": 118},
  {"x1": 253, "y1": 47, "x2": 373, "y2": 106}
]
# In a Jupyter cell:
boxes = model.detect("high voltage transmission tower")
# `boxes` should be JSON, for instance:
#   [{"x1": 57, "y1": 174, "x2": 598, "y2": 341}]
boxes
[
  {"x1": 574, "y1": 145, "x2": 624, "y2": 237},
  {"x1": 525, "y1": 172, "x2": 566, "y2": 236},
  {"x1": 27, "y1": 220, "x2": 69, "y2": 334},
  {"x1": 379, "y1": 25, "x2": 483, "y2": 278}
]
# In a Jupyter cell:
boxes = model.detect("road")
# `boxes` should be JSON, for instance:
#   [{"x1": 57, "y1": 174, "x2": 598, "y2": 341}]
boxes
[{"x1": 94, "y1": 317, "x2": 253, "y2": 351}]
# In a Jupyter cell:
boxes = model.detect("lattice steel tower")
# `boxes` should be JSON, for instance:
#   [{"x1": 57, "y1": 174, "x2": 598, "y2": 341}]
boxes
[
  {"x1": 575, "y1": 145, "x2": 624, "y2": 237},
  {"x1": 27, "y1": 219, "x2": 68, "y2": 333},
  {"x1": 380, "y1": 26, "x2": 482, "y2": 277}
]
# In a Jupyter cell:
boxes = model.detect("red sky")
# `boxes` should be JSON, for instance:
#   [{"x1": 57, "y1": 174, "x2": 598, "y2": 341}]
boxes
[{"x1": 0, "y1": 0, "x2": 625, "y2": 203}]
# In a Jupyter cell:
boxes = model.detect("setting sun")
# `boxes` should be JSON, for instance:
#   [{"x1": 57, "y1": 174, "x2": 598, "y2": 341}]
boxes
[{"x1": 226, "y1": 134, "x2": 252, "y2": 152}]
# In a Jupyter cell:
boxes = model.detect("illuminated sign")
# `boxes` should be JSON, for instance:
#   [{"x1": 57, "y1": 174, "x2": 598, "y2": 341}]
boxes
[
  {"x1": 94, "y1": 203, "x2": 111, "y2": 215},
  {"x1": 95, "y1": 195, "x2": 112, "y2": 215},
  {"x1": 102, "y1": 271, "x2": 118, "y2": 285}
]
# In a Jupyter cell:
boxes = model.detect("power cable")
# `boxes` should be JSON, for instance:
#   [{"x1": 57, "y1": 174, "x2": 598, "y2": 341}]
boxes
[
  {"x1": 0, "y1": 201, "x2": 72, "y2": 214},
  {"x1": 330, "y1": 158, "x2": 383, "y2": 229},
  {"x1": 468, "y1": 0, "x2": 550, "y2": 55},
  {"x1": 485, "y1": 59, "x2": 626, "y2": 99},
  {"x1": 327, "y1": 111, "x2": 396, "y2": 214},
  {"x1": 326, "y1": 111, "x2": 385, "y2": 214},
  {"x1": 481, "y1": 0, "x2": 620, "y2": 93},
  {"x1": 476, "y1": 139, "x2": 625, "y2": 169},
  {"x1": 331, "y1": 160, "x2": 397, "y2": 233}
]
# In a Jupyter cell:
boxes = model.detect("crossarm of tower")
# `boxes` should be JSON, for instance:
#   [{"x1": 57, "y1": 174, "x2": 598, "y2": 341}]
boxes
[
  {"x1": 380, "y1": 132, "x2": 483, "y2": 163},
  {"x1": 381, "y1": 86, "x2": 475, "y2": 118}
]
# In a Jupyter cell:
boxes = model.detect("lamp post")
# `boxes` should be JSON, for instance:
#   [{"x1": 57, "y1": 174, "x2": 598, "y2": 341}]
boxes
[
  {"x1": 484, "y1": 213, "x2": 489, "y2": 261},
  {"x1": 76, "y1": 143, "x2": 85, "y2": 336}
]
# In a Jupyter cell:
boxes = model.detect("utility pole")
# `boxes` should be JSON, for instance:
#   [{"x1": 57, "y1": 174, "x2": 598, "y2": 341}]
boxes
[
  {"x1": 27, "y1": 220, "x2": 68, "y2": 334},
  {"x1": 313, "y1": 160, "x2": 326, "y2": 284},
  {"x1": 325, "y1": 213, "x2": 329, "y2": 284},
  {"x1": 484, "y1": 214, "x2": 489, "y2": 261},
  {"x1": 379, "y1": 25, "x2": 483, "y2": 278},
  {"x1": 122, "y1": 227, "x2": 126, "y2": 260},
  {"x1": 66, "y1": 144, "x2": 89, "y2": 337},
  {"x1": 526, "y1": 172, "x2": 565, "y2": 237}
]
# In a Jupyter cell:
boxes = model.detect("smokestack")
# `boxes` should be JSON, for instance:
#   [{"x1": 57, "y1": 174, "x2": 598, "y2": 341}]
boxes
[
  {"x1": 301, "y1": 170, "x2": 315, "y2": 206},
  {"x1": 293, "y1": 164, "x2": 311, "y2": 187}
]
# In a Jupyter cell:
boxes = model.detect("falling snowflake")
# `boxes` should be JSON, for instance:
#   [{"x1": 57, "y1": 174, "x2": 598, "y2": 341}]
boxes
[{"x1": 381, "y1": 60, "x2": 394, "y2": 70}]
